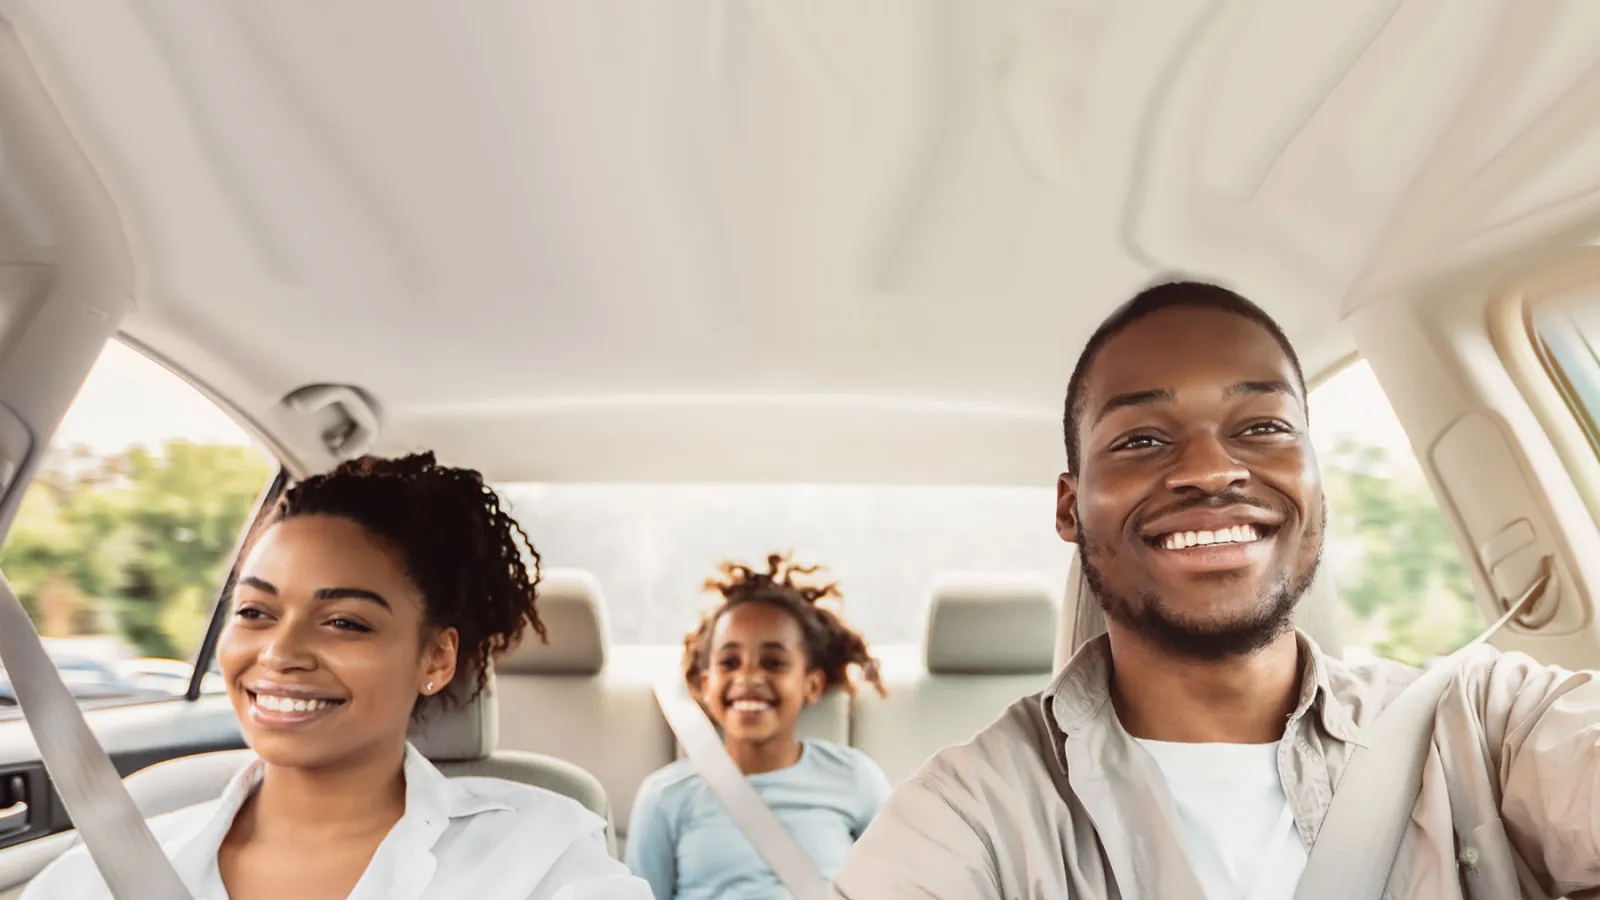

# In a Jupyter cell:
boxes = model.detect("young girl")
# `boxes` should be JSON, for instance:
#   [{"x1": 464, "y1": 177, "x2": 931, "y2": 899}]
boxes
[
  {"x1": 625, "y1": 553, "x2": 891, "y2": 900},
  {"x1": 27, "y1": 452, "x2": 650, "y2": 900}
]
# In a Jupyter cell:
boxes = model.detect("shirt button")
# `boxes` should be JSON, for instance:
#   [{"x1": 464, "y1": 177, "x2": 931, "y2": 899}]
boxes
[{"x1": 1460, "y1": 846, "x2": 1480, "y2": 867}]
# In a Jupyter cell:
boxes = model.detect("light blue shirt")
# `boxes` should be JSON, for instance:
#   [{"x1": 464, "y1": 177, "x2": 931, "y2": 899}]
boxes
[{"x1": 624, "y1": 740, "x2": 890, "y2": 900}]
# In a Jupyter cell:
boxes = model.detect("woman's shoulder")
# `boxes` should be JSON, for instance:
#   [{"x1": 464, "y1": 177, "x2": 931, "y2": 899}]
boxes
[{"x1": 22, "y1": 801, "x2": 223, "y2": 897}]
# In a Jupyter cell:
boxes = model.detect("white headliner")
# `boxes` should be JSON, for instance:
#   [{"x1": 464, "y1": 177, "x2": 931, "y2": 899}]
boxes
[{"x1": 5, "y1": 1, "x2": 1600, "y2": 483}]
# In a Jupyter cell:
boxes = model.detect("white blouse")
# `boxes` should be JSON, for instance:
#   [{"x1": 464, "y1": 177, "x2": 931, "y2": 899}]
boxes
[{"x1": 24, "y1": 743, "x2": 652, "y2": 900}]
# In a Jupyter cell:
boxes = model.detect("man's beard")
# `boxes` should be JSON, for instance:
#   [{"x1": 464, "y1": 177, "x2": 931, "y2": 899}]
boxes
[{"x1": 1078, "y1": 511, "x2": 1323, "y2": 661}]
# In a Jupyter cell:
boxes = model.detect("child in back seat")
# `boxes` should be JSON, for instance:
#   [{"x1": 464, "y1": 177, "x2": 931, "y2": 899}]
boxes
[{"x1": 625, "y1": 552, "x2": 891, "y2": 900}]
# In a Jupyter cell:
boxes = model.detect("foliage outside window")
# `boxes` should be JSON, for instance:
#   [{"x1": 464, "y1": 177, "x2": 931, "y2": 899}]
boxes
[
  {"x1": 0, "y1": 343, "x2": 272, "y2": 716},
  {"x1": 1312, "y1": 361, "x2": 1479, "y2": 665}
]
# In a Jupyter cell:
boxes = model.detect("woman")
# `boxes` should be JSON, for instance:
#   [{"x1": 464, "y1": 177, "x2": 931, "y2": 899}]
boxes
[
  {"x1": 625, "y1": 553, "x2": 891, "y2": 900},
  {"x1": 27, "y1": 452, "x2": 650, "y2": 900}
]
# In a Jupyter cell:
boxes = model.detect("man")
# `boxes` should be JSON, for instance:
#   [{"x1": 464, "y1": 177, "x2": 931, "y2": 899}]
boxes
[{"x1": 830, "y1": 280, "x2": 1600, "y2": 898}]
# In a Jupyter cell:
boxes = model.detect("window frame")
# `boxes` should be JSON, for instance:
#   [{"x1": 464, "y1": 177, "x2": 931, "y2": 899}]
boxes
[
  {"x1": 0, "y1": 338, "x2": 288, "y2": 715},
  {"x1": 1489, "y1": 248, "x2": 1600, "y2": 529},
  {"x1": 185, "y1": 466, "x2": 288, "y2": 701}
]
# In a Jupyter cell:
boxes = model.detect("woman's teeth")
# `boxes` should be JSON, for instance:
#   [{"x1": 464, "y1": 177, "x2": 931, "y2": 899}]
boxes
[
  {"x1": 253, "y1": 694, "x2": 341, "y2": 713},
  {"x1": 1161, "y1": 524, "x2": 1262, "y2": 550}
]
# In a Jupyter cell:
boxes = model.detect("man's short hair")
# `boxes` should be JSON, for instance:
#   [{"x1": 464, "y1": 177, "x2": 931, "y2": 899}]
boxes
[{"x1": 1062, "y1": 280, "x2": 1306, "y2": 475}]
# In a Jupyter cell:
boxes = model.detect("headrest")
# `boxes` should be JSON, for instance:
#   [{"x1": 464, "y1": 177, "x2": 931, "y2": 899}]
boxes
[
  {"x1": 497, "y1": 569, "x2": 609, "y2": 676},
  {"x1": 924, "y1": 572, "x2": 1058, "y2": 674},
  {"x1": 1053, "y1": 546, "x2": 1346, "y2": 669},
  {"x1": 408, "y1": 667, "x2": 498, "y2": 762}
]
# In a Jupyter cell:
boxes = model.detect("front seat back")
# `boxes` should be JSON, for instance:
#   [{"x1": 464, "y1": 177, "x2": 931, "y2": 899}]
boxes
[{"x1": 122, "y1": 667, "x2": 613, "y2": 842}]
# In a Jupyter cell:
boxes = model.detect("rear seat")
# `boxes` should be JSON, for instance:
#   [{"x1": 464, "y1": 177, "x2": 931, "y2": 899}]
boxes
[
  {"x1": 850, "y1": 572, "x2": 1059, "y2": 784},
  {"x1": 495, "y1": 569, "x2": 677, "y2": 852}
]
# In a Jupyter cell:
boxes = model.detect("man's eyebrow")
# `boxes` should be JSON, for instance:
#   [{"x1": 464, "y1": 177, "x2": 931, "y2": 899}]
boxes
[
  {"x1": 1093, "y1": 388, "x2": 1175, "y2": 425},
  {"x1": 1224, "y1": 380, "x2": 1296, "y2": 399}
]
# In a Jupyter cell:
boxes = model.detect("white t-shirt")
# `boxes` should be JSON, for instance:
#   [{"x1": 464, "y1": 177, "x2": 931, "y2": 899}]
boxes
[{"x1": 1136, "y1": 738, "x2": 1308, "y2": 900}]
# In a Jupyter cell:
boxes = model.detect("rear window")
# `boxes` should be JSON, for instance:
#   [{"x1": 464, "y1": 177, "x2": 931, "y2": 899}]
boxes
[{"x1": 495, "y1": 484, "x2": 1070, "y2": 646}]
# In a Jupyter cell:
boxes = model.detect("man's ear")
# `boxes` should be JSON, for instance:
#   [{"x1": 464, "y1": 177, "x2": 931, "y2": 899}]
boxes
[{"x1": 1056, "y1": 473, "x2": 1081, "y2": 544}]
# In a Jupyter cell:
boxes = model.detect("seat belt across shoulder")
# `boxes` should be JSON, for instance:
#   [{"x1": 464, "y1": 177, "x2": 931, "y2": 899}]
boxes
[
  {"x1": 652, "y1": 680, "x2": 828, "y2": 900},
  {"x1": 1291, "y1": 559, "x2": 1553, "y2": 900},
  {"x1": 0, "y1": 571, "x2": 194, "y2": 899}
]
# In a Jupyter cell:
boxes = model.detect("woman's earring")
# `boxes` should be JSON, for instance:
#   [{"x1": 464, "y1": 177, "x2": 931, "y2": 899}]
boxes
[{"x1": 425, "y1": 682, "x2": 435, "y2": 693}]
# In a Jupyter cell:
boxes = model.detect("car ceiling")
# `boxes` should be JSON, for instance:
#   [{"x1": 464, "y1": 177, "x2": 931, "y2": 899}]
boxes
[{"x1": 3, "y1": 0, "x2": 1600, "y2": 483}]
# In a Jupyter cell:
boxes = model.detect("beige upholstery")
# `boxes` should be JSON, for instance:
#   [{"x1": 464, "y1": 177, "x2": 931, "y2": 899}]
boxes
[
  {"x1": 493, "y1": 571, "x2": 675, "y2": 848},
  {"x1": 1053, "y1": 544, "x2": 1347, "y2": 669},
  {"x1": 794, "y1": 690, "x2": 850, "y2": 743},
  {"x1": 501, "y1": 569, "x2": 609, "y2": 676},
  {"x1": 118, "y1": 746, "x2": 609, "y2": 830},
  {"x1": 924, "y1": 571, "x2": 1059, "y2": 674},
  {"x1": 408, "y1": 667, "x2": 499, "y2": 761},
  {"x1": 853, "y1": 574, "x2": 1060, "y2": 784}
]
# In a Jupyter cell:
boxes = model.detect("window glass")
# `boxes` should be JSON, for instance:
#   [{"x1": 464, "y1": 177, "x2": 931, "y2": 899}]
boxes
[
  {"x1": 1530, "y1": 289, "x2": 1600, "y2": 457},
  {"x1": 497, "y1": 483, "x2": 1069, "y2": 646},
  {"x1": 1310, "y1": 360, "x2": 1480, "y2": 665},
  {"x1": 0, "y1": 342, "x2": 274, "y2": 717},
  {"x1": 496, "y1": 360, "x2": 1482, "y2": 662}
]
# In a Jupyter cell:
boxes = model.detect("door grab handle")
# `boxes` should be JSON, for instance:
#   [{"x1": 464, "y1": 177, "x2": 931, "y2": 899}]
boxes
[
  {"x1": 1480, "y1": 555, "x2": 1555, "y2": 642},
  {"x1": 0, "y1": 799, "x2": 28, "y2": 834}
]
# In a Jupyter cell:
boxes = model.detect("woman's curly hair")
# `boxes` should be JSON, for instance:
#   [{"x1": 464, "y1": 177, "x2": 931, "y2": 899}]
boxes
[
  {"x1": 682, "y1": 552, "x2": 885, "y2": 697},
  {"x1": 248, "y1": 451, "x2": 544, "y2": 705}
]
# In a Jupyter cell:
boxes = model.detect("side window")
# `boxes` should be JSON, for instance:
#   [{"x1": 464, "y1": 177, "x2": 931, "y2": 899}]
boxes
[
  {"x1": 0, "y1": 342, "x2": 274, "y2": 717},
  {"x1": 1530, "y1": 291, "x2": 1600, "y2": 457},
  {"x1": 1310, "y1": 360, "x2": 1480, "y2": 665}
]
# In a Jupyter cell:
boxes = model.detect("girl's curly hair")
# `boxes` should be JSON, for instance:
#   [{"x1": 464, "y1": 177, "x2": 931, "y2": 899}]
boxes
[
  {"x1": 248, "y1": 451, "x2": 544, "y2": 705},
  {"x1": 682, "y1": 552, "x2": 885, "y2": 697}
]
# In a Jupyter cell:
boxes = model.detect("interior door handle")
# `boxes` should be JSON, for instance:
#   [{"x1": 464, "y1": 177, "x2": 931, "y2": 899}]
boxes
[{"x1": 0, "y1": 799, "x2": 29, "y2": 835}]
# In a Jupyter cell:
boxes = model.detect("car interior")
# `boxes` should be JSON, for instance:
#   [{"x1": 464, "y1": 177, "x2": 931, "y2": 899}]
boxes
[{"x1": 3, "y1": 0, "x2": 1600, "y2": 895}]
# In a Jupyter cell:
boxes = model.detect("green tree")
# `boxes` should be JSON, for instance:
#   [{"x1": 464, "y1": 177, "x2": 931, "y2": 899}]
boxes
[
  {"x1": 1321, "y1": 434, "x2": 1480, "y2": 665},
  {"x1": 0, "y1": 441, "x2": 271, "y2": 658}
]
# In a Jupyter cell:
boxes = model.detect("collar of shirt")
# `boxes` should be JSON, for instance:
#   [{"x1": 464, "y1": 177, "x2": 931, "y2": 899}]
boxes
[
  {"x1": 166, "y1": 742, "x2": 512, "y2": 900},
  {"x1": 1041, "y1": 629, "x2": 1366, "y2": 758},
  {"x1": 1030, "y1": 630, "x2": 1365, "y2": 898}
]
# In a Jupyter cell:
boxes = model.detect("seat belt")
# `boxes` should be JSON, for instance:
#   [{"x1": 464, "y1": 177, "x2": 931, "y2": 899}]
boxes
[
  {"x1": 652, "y1": 681, "x2": 828, "y2": 900},
  {"x1": 0, "y1": 571, "x2": 193, "y2": 899},
  {"x1": 1291, "y1": 558, "x2": 1553, "y2": 900}
]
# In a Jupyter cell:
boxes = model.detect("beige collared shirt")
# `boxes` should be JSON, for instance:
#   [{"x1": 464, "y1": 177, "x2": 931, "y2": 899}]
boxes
[{"x1": 830, "y1": 632, "x2": 1600, "y2": 899}]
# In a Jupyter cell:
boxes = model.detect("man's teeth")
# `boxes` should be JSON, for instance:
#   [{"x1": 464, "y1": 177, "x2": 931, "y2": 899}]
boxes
[
  {"x1": 1161, "y1": 524, "x2": 1262, "y2": 550},
  {"x1": 253, "y1": 694, "x2": 340, "y2": 713}
]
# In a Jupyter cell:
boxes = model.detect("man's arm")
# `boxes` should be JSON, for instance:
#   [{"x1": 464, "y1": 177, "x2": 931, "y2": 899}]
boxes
[
  {"x1": 829, "y1": 774, "x2": 1002, "y2": 900},
  {"x1": 1472, "y1": 650, "x2": 1600, "y2": 895}
]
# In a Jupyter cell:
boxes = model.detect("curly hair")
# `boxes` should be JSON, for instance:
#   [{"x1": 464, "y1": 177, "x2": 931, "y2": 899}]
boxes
[
  {"x1": 682, "y1": 553, "x2": 885, "y2": 697},
  {"x1": 248, "y1": 451, "x2": 544, "y2": 705}
]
